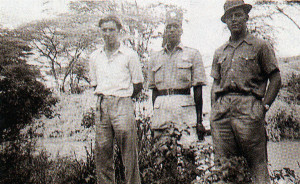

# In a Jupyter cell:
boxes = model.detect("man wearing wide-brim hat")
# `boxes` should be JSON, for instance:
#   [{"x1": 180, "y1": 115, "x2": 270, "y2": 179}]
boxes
[{"x1": 210, "y1": 0, "x2": 281, "y2": 183}]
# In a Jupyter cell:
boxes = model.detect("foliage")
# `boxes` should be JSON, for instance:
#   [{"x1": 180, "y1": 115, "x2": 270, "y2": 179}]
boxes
[
  {"x1": 36, "y1": 90, "x2": 96, "y2": 141},
  {"x1": 0, "y1": 30, "x2": 57, "y2": 139},
  {"x1": 136, "y1": 120, "x2": 199, "y2": 184},
  {"x1": 281, "y1": 72, "x2": 300, "y2": 104},
  {"x1": 44, "y1": 146, "x2": 95, "y2": 184},
  {"x1": 68, "y1": 0, "x2": 178, "y2": 84},
  {"x1": 266, "y1": 99, "x2": 300, "y2": 141},
  {"x1": 270, "y1": 167, "x2": 300, "y2": 184},
  {"x1": 81, "y1": 107, "x2": 95, "y2": 129},
  {"x1": 2, "y1": 90, "x2": 299, "y2": 184},
  {"x1": 0, "y1": 132, "x2": 96, "y2": 184},
  {"x1": 248, "y1": 3, "x2": 278, "y2": 46},
  {"x1": 192, "y1": 143, "x2": 252, "y2": 184},
  {"x1": 16, "y1": 0, "x2": 183, "y2": 92},
  {"x1": 193, "y1": 156, "x2": 252, "y2": 184},
  {"x1": 0, "y1": 126, "x2": 47, "y2": 184},
  {"x1": 16, "y1": 16, "x2": 98, "y2": 92},
  {"x1": 248, "y1": 1, "x2": 300, "y2": 47},
  {"x1": 266, "y1": 69, "x2": 300, "y2": 141}
]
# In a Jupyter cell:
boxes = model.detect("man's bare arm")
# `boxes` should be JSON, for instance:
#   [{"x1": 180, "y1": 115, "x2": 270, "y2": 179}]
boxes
[
  {"x1": 211, "y1": 79, "x2": 220, "y2": 107},
  {"x1": 132, "y1": 83, "x2": 143, "y2": 99},
  {"x1": 194, "y1": 85, "x2": 205, "y2": 140},
  {"x1": 263, "y1": 71, "x2": 281, "y2": 108}
]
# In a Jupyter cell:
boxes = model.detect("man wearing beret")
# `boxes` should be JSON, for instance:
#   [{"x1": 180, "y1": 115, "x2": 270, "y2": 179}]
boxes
[
  {"x1": 148, "y1": 10, "x2": 207, "y2": 148},
  {"x1": 89, "y1": 14, "x2": 143, "y2": 184},
  {"x1": 210, "y1": 0, "x2": 281, "y2": 183}
]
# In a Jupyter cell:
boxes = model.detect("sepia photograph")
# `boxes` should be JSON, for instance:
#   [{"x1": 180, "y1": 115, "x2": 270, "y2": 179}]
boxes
[{"x1": 0, "y1": 0, "x2": 299, "y2": 183}]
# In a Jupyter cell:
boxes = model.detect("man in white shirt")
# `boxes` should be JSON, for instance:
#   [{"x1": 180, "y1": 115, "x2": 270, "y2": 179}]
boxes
[{"x1": 89, "y1": 14, "x2": 143, "y2": 184}]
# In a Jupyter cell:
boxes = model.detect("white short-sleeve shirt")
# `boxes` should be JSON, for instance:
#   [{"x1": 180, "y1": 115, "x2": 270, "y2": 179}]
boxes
[{"x1": 89, "y1": 45, "x2": 144, "y2": 97}]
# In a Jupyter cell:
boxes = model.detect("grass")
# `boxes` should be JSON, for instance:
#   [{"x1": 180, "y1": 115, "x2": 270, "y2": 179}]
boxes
[{"x1": 5, "y1": 55, "x2": 298, "y2": 183}]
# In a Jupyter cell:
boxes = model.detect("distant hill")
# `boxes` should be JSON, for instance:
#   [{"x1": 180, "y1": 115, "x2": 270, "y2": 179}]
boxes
[
  {"x1": 279, "y1": 55, "x2": 300, "y2": 64},
  {"x1": 279, "y1": 55, "x2": 300, "y2": 75}
]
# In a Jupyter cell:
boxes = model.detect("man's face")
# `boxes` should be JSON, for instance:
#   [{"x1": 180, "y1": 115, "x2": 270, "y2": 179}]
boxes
[
  {"x1": 225, "y1": 7, "x2": 248, "y2": 34},
  {"x1": 100, "y1": 21, "x2": 120, "y2": 45},
  {"x1": 164, "y1": 23, "x2": 182, "y2": 44}
]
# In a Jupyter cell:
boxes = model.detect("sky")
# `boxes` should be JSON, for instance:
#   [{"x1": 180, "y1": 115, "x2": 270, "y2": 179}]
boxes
[{"x1": 1, "y1": 0, "x2": 300, "y2": 60}]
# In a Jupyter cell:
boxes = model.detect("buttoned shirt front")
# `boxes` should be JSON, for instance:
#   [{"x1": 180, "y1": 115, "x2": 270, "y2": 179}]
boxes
[
  {"x1": 211, "y1": 33, "x2": 279, "y2": 98},
  {"x1": 148, "y1": 44, "x2": 206, "y2": 130},
  {"x1": 89, "y1": 45, "x2": 144, "y2": 97},
  {"x1": 148, "y1": 43, "x2": 206, "y2": 90}
]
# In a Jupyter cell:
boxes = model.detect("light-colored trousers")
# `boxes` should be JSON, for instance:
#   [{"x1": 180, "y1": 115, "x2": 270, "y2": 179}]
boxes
[{"x1": 95, "y1": 95, "x2": 141, "y2": 184}]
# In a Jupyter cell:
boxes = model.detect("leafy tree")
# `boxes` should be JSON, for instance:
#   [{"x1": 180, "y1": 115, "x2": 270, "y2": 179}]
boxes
[
  {"x1": 15, "y1": 1, "x2": 183, "y2": 93},
  {"x1": 68, "y1": 0, "x2": 182, "y2": 82},
  {"x1": 248, "y1": 1, "x2": 300, "y2": 46},
  {"x1": 0, "y1": 28, "x2": 57, "y2": 139},
  {"x1": 17, "y1": 14, "x2": 99, "y2": 93}
]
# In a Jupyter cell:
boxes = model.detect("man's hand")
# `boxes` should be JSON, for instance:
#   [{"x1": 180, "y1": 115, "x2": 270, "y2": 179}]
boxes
[
  {"x1": 196, "y1": 122, "x2": 206, "y2": 141},
  {"x1": 132, "y1": 83, "x2": 143, "y2": 99}
]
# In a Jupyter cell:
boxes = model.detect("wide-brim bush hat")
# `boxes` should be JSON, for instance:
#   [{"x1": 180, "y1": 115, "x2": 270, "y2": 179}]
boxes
[{"x1": 221, "y1": 0, "x2": 252, "y2": 23}]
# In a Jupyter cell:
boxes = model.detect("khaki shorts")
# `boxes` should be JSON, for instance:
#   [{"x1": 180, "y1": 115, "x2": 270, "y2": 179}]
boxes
[{"x1": 151, "y1": 95, "x2": 198, "y2": 148}]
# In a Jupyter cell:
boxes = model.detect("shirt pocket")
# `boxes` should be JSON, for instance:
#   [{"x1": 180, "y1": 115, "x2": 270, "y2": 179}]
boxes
[
  {"x1": 240, "y1": 53, "x2": 261, "y2": 74},
  {"x1": 152, "y1": 63, "x2": 163, "y2": 84},
  {"x1": 217, "y1": 54, "x2": 227, "y2": 64},
  {"x1": 218, "y1": 54, "x2": 228, "y2": 75},
  {"x1": 180, "y1": 96, "x2": 195, "y2": 107},
  {"x1": 176, "y1": 62, "x2": 192, "y2": 84}
]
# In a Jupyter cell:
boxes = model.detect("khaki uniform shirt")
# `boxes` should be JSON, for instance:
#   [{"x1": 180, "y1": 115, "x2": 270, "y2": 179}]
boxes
[
  {"x1": 148, "y1": 43, "x2": 206, "y2": 90},
  {"x1": 89, "y1": 45, "x2": 144, "y2": 97},
  {"x1": 148, "y1": 44, "x2": 206, "y2": 129},
  {"x1": 211, "y1": 34, "x2": 279, "y2": 98}
]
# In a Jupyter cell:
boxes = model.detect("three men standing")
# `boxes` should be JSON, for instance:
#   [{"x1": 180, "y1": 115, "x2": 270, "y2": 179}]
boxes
[
  {"x1": 89, "y1": 15, "x2": 143, "y2": 184},
  {"x1": 90, "y1": 1, "x2": 281, "y2": 182},
  {"x1": 210, "y1": 0, "x2": 281, "y2": 183},
  {"x1": 148, "y1": 10, "x2": 207, "y2": 147}
]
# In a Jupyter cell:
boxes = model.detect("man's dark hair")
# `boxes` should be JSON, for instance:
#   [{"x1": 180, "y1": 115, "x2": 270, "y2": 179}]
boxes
[{"x1": 98, "y1": 15, "x2": 122, "y2": 30}]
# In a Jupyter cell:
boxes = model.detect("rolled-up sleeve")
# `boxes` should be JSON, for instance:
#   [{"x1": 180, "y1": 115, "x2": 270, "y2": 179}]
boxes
[
  {"x1": 192, "y1": 50, "x2": 206, "y2": 86},
  {"x1": 260, "y1": 42, "x2": 279, "y2": 75},
  {"x1": 89, "y1": 53, "x2": 97, "y2": 87},
  {"x1": 210, "y1": 51, "x2": 221, "y2": 80},
  {"x1": 129, "y1": 52, "x2": 144, "y2": 84}
]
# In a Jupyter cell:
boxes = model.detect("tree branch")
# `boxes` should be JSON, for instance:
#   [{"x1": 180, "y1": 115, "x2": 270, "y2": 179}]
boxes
[{"x1": 276, "y1": 6, "x2": 300, "y2": 30}]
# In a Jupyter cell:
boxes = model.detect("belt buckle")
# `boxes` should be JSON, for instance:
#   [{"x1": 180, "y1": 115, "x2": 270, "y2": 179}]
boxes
[{"x1": 167, "y1": 89, "x2": 174, "y2": 95}]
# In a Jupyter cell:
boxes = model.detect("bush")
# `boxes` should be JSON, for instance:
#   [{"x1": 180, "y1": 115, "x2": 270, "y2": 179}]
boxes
[
  {"x1": 194, "y1": 156, "x2": 252, "y2": 184},
  {"x1": 0, "y1": 128, "x2": 49, "y2": 184},
  {"x1": 270, "y1": 168, "x2": 300, "y2": 184},
  {"x1": 265, "y1": 71, "x2": 300, "y2": 141},
  {"x1": 192, "y1": 143, "x2": 252, "y2": 184},
  {"x1": 45, "y1": 146, "x2": 95, "y2": 184},
  {"x1": 0, "y1": 131, "x2": 96, "y2": 184},
  {"x1": 281, "y1": 73, "x2": 300, "y2": 104},
  {"x1": 0, "y1": 73, "x2": 57, "y2": 137},
  {"x1": 81, "y1": 107, "x2": 95, "y2": 129},
  {"x1": 138, "y1": 121, "x2": 199, "y2": 184},
  {"x1": 0, "y1": 32, "x2": 57, "y2": 140},
  {"x1": 266, "y1": 100, "x2": 300, "y2": 141}
]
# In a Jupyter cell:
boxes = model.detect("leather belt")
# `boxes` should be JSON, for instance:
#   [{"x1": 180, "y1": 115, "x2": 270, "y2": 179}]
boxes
[
  {"x1": 157, "y1": 88, "x2": 190, "y2": 96},
  {"x1": 218, "y1": 91, "x2": 262, "y2": 100}
]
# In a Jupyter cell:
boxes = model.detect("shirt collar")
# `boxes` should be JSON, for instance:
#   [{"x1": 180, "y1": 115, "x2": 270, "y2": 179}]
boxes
[
  {"x1": 224, "y1": 33, "x2": 254, "y2": 50},
  {"x1": 163, "y1": 42, "x2": 184, "y2": 53},
  {"x1": 99, "y1": 43, "x2": 126, "y2": 55}
]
